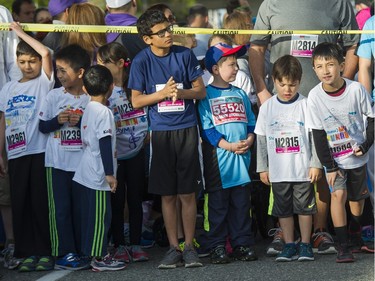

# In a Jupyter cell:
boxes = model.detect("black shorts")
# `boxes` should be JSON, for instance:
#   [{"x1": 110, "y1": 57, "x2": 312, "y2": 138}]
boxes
[
  {"x1": 271, "y1": 182, "x2": 317, "y2": 218},
  {"x1": 330, "y1": 165, "x2": 369, "y2": 201},
  {"x1": 149, "y1": 126, "x2": 203, "y2": 196}
]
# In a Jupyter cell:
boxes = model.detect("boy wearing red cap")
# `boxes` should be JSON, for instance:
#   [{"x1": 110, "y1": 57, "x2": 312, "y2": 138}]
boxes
[{"x1": 197, "y1": 43, "x2": 257, "y2": 264}]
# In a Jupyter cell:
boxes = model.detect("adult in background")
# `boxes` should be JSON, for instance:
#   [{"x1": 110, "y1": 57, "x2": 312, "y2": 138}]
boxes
[
  {"x1": 105, "y1": 0, "x2": 147, "y2": 60},
  {"x1": 11, "y1": 0, "x2": 35, "y2": 23}
]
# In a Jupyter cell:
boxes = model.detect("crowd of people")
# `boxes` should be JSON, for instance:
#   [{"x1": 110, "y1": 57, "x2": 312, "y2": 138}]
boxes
[{"x1": 0, "y1": 0, "x2": 373, "y2": 274}]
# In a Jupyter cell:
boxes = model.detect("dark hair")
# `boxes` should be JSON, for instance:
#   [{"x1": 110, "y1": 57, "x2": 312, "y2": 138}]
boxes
[
  {"x1": 188, "y1": 4, "x2": 208, "y2": 17},
  {"x1": 55, "y1": 44, "x2": 91, "y2": 72},
  {"x1": 137, "y1": 9, "x2": 168, "y2": 37},
  {"x1": 16, "y1": 40, "x2": 41, "y2": 59},
  {"x1": 97, "y1": 42, "x2": 131, "y2": 98},
  {"x1": 33, "y1": 7, "x2": 50, "y2": 23},
  {"x1": 312, "y1": 42, "x2": 345, "y2": 66},
  {"x1": 83, "y1": 65, "x2": 113, "y2": 97},
  {"x1": 12, "y1": 0, "x2": 34, "y2": 15},
  {"x1": 147, "y1": 3, "x2": 172, "y2": 13},
  {"x1": 272, "y1": 55, "x2": 302, "y2": 82}
]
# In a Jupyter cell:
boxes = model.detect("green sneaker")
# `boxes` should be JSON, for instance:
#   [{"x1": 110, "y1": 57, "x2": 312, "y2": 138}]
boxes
[
  {"x1": 18, "y1": 256, "x2": 38, "y2": 272},
  {"x1": 36, "y1": 256, "x2": 54, "y2": 271},
  {"x1": 276, "y1": 243, "x2": 298, "y2": 262}
]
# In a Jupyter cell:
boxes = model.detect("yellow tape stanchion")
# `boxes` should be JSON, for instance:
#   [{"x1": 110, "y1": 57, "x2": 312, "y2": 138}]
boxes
[{"x1": 0, "y1": 23, "x2": 373, "y2": 35}]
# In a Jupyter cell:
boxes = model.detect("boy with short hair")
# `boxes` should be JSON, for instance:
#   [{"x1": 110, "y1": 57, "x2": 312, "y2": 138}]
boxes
[
  {"x1": 306, "y1": 42, "x2": 374, "y2": 263},
  {"x1": 255, "y1": 55, "x2": 322, "y2": 262},
  {"x1": 38, "y1": 44, "x2": 91, "y2": 270},
  {"x1": 197, "y1": 43, "x2": 257, "y2": 264},
  {"x1": 128, "y1": 9, "x2": 206, "y2": 269},
  {"x1": 0, "y1": 21, "x2": 54, "y2": 272},
  {"x1": 72, "y1": 65, "x2": 126, "y2": 272}
]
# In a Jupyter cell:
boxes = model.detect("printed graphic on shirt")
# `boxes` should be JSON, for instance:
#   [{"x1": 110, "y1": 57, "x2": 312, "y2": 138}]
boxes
[
  {"x1": 209, "y1": 96, "x2": 248, "y2": 126},
  {"x1": 326, "y1": 125, "x2": 354, "y2": 159}
]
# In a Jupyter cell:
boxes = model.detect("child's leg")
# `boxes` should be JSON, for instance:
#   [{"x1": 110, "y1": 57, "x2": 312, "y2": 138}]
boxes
[
  {"x1": 161, "y1": 195, "x2": 178, "y2": 247},
  {"x1": 30, "y1": 153, "x2": 51, "y2": 256},
  {"x1": 298, "y1": 215, "x2": 313, "y2": 243},
  {"x1": 179, "y1": 192, "x2": 197, "y2": 246},
  {"x1": 279, "y1": 217, "x2": 295, "y2": 243},
  {"x1": 331, "y1": 190, "x2": 347, "y2": 229},
  {"x1": 110, "y1": 160, "x2": 127, "y2": 247},
  {"x1": 227, "y1": 185, "x2": 253, "y2": 248},
  {"x1": 47, "y1": 168, "x2": 76, "y2": 257}
]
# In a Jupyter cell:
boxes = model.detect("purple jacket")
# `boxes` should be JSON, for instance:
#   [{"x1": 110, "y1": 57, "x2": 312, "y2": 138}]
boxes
[{"x1": 105, "y1": 13, "x2": 138, "y2": 42}]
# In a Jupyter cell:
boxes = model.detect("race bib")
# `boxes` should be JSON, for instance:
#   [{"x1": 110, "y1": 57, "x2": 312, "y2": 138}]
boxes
[
  {"x1": 156, "y1": 83, "x2": 185, "y2": 113},
  {"x1": 209, "y1": 96, "x2": 247, "y2": 126},
  {"x1": 327, "y1": 126, "x2": 354, "y2": 159},
  {"x1": 60, "y1": 127, "x2": 82, "y2": 151},
  {"x1": 113, "y1": 97, "x2": 146, "y2": 121},
  {"x1": 270, "y1": 130, "x2": 301, "y2": 154},
  {"x1": 290, "y1": 35, "x2": 318, "y2": 58},
  {"x1": 6, "y1": 126, "x2": 27, "y2": 156}
]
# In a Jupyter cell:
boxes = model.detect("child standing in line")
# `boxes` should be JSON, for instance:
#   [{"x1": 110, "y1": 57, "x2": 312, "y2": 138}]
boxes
[
  {"x1": 0, "y1": 22, "x2": 54, "y2": 272},
  {"x1": 72, "y1": 65, "x2": 126, "y2": 272},
  {"x1": 38, "y1": 44, "x2": 91, "y2": 270},
  {"x1": 128, "y1": 9, "x2": 206, "y2": 269},
  {"x1": 97, "y1": 42, "x2": 149, "y2": 263},
  {"x1": 197, "y1": 43, "x2": 257, "y2": 264},
  {"x1": 255, "y1": 55, "x2": 322, "y2": 262},
  {"x1": 306, "y1": 42, "x2": 374, "y2": 262}
]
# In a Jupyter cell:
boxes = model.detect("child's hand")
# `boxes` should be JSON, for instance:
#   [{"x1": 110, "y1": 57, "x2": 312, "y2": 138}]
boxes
[
  {"x1": 233, "y1": 140, "x2": 250, "y2": 154},
  {"x1": 326, "y1": 170, "x2": 343, "y2": 188},
  {"x1": 308, "y1": 167, "x2": 322, "y2": 183},
  {"x1": 9, "y1": 22, "x2": 25, "y2": 37},
  {"x1": 353, "y1": 145, "x2": 364, "y2": 156},
  {"x1": 259, "y1": 172, "x2": 270, "y2": 185},
  {"x1": 69, "y1": 113, "x2": 80, "y2": 127},
  {"x1": 106, "y1": 175, "x2": 117, "y2": 193},
  {"x1": 161, "y1": 76, "x2": 178, "y2": 101},
  {"x1": 58, "y1": 109, "x2": 70, "y2": 124}
]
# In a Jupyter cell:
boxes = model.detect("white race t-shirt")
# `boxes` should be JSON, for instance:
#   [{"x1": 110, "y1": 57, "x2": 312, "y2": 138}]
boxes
[
  {"x1": 39, "y1": 87, "x2": 90, "y2": 171},
  {"x1": 306, "y1": 79, "x2": 374, "y2": 169},
  {"x1": 0, "y1": 70, "x2": 54, "y2": 159},
  {"x1": 107, "y1": 86, "x2": 148, "y2": 159},
  {"x1": 73, "y1": 101, "x2": 116, "y2": 191},
  {"x1": 255, "y1": 94, "x2": 312, "y2": 182}
]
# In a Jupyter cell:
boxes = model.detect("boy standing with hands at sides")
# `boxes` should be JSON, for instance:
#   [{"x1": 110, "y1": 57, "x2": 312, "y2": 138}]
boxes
[
  {"x1": 306, "y1": 42, "x2": 374, "y2": 263},
  {"x1": 72, "y1": 65, "x2": 126, "y2": 272},
  {"x1": 128, "y1": 9, "x2": 206, "y2": 269},
  {"x1": 255, "y1": 55, "x2": 321, "y2": 262},
  {"x1": 197, "y1": 43, "x2": 257, "y2": 264},
  {"x1": 38, "y1": 44, "x2": 91, "y2": 270},
  {"x1": 0, "y1": 21, "x2": 54, "y2": 271}
]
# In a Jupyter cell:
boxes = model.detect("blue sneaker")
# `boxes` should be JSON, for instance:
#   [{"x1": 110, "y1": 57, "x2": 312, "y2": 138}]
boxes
[
  {"x1": 55, "y1": 253, "x2": 91, "y2": 270},
  {"x1": 140, "y1": 238, "x2": 155, "y2": 249},
  {"x1": 275, "y1": 243, "x2": 298, "y2": 262},
  {"x1": 298, "y1": 243, "x2": 314, "y2": 261}
]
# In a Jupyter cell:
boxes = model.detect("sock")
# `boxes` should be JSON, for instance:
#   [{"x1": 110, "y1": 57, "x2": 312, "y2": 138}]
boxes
[
  {"x1": 335, "y1": 226, "x2": 348, "y2": 244},
  {"x1": 349, "y1": 214, "x2": 361, "y2": 233}
]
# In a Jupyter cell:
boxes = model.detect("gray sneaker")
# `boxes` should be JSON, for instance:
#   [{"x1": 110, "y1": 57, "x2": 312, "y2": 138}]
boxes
[
  {"x1": 183, "y1": 245, "x2": 203, "y2": 268},
  {"x1": 158, "y1": 247, "x2": 183, "y2": 269}
]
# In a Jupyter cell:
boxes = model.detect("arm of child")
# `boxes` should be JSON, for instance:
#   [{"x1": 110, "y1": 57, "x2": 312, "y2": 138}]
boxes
[
  {"x1": 308, "y1": 131, "x2": 322, "y2": 183},
  {"x1": 9, "y1": 22, "x2": 53, "y2": 80},
  {"x1": 99, "y1": 136, "x2": 117, "y2": 193},
  {"x1": 353, "y1": 117, "x2": 374, "y2": 156},
  {"x1": 256, "y1": 134, "x2": 270, "y2": 185},
  {"x1": 131, "y1": 76, "x2": 179, "y2": 109},
  {"x1": 176, "y1": 76, "x2": 206, "y2": 100}
]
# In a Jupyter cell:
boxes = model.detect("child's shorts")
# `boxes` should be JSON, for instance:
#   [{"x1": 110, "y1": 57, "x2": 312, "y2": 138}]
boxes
[
  {"x1": 0, "y1": 176, "x2": 11, "y2": 206},
  {"x1": 271, "y1": 181, "x2": 317, "y2": 218},
  {"x1": 329, "y1": 165, "x2": 369, "y2": 201},
  {"x1": 149, "y1": 126, "x2": 203, "y2": 196}
]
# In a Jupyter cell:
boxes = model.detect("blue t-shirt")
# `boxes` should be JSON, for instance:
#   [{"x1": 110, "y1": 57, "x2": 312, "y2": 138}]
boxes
[
  {"x1": 198, "y1": 84, "x2": 256, "y2": 190},
  {"x1": 128, "y1": 45, "x2": 203, "y2": 131}
]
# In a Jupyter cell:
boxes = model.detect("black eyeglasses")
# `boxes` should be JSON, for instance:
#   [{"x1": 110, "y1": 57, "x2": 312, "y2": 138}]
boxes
[{"x1": 148, "y1": 25, "x2": 174, "y2": 38}]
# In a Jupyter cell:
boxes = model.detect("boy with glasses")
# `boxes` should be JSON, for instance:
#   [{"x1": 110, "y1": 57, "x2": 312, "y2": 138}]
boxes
[{"x1": 128, "y1": 9, "x2": 206, "y2": 269}]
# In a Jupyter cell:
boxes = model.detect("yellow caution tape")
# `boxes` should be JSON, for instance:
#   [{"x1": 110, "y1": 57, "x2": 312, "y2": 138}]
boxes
[{"x1": 0, "y1": 23, "x2": 372, "y2": 35}]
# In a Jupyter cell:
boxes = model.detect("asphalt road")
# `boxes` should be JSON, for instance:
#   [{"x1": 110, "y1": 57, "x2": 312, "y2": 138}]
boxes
[{"x1": 0, "y1": 238, "x2": 373, "y2": 281}]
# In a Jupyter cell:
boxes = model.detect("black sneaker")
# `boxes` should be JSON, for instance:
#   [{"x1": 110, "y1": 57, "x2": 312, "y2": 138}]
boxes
[
  {"x1": 232, "y1": 246, "x2": 258, "y2": 261},
  {"x1": 348, "y1": 231, "x2": 364, "y2": 253},
  {"x1": 336, "y1": 244, "x2": 354, "y2": 263},
  {"x1": 210, "y1": 245, "x2": 230, "y2": 264}
]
